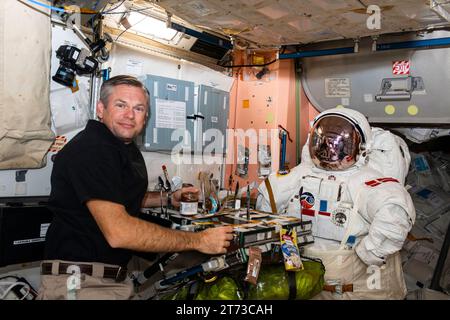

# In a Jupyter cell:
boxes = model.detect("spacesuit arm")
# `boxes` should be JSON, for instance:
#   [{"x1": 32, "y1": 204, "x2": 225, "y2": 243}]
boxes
[
  {"x1": 355, "y1": 185, "x2": 415, "y2": 266},
  {"x1": 256, "y1": 175, "x2": 292, "y2": 213},
  {"x1": 256, "y1": 164, "x2": 304, "y2": 213}
]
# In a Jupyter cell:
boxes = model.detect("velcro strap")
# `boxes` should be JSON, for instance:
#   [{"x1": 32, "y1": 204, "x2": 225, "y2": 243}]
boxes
[
  {"x1": 264, "y1": 178, "x2": 277, "y2": 214},
  {"x1": 323, "y1": 284, "x2": 353, "y2": 293},
  {"x1": 287, "y1": 271, "x2": 297, "y2": 300},
  {"x1": 186, "y1": 281, "x2": 199, "y2": 300}
]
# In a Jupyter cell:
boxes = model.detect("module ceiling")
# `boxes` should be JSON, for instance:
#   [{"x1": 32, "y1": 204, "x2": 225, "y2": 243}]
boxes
[{"x1": 148, "y1": 0, "x2": 450, "y2": 47}]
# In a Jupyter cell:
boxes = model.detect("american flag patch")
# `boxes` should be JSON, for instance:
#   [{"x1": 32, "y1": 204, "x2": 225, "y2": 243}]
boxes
[{"x1": 318, "y1": 200, "x2": 331, "y2": 216}]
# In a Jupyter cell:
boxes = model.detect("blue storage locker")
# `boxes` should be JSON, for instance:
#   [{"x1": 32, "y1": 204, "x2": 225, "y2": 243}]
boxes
[
  {"x1": 197, "y1": 85, "x2": 230, "y2": 154},
  {"x1": 141, "y1": 75, "x2": 195, "y2": 152}
]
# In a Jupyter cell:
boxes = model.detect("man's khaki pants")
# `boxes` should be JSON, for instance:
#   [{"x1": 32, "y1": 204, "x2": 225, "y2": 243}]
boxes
[{"x1": 37, "y1": 260, "x2": 134, "y2": 300}]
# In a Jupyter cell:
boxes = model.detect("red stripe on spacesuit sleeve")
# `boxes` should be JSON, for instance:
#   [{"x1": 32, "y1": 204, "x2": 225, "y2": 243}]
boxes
[
  {"x1": 365, "y1": 180, "x2": 380, "y2": 186},
  {"x1": 377, "y1": 177, "x2": 400, "y2": 183},
  {"x1": 365, "y1": 177, "x2": 400, "y2": 187}
]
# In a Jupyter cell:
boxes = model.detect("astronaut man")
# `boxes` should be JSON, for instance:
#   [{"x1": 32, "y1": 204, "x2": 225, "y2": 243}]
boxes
[{"x1": 256, "y1": 107, "x2": 415, "y2": 299}]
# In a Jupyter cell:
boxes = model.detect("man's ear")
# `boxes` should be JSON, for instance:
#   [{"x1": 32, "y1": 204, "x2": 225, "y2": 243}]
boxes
[{"x1": 96, "y1": 101, "x2": 105, "y2": 121}]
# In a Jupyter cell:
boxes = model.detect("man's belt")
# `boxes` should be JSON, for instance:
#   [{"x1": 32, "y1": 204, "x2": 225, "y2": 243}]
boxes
[
  {"x1": 323, "y1": 284, "x2": 353, "y2": 294},
  {"x1": 41, "y1": 262, "x2": 128, "y2": 282}
]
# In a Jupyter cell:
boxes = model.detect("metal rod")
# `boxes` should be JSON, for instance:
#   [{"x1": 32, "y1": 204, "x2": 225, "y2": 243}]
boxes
[
  {"x1": 279, "y1": 131, "x2": 287, "y2": 173},
  {"x1": 234, "y1": 181, "x2": 239, "y2": 208},
  {"x1": 134, "y1": 252, "x2": 178, "y2": 286},
  {"x1": 430, "y1": 220, "x2": 450, "y2": 291},
  {"x1": 299, "y1": 186, "x2": 303, "y2": 225},
  {"x1": 377, "y1": 37, "x2": 450, "y2": 51},
  {"x1": 279, "y1": 47, "x2": 355, "y2": 59},
  {"x1": 279, "y1": 37, "x2": 450, "y2": 61},
  {"x1": 169, "y1": 22, "x2": 232, "y2": 49},
  {"x1": 246, "y1": 185, "x2": 251, "y2": 221}
]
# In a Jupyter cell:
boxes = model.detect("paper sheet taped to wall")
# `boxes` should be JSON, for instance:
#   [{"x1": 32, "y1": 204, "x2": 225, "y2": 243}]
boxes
[
  {"x1": 155, "y1": 98, "x2": 186, "y2": 129},
  {"x1": 126, "y1": 59, "x2": 143, "y2": 76},
  {"x1": 325, "y1": 78, "x2": 351, "y2": 98}
]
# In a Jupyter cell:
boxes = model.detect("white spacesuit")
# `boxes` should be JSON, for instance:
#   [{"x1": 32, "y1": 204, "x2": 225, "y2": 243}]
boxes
[{"x1": 257, "y1": 107, "x2": 415, "y2": 299}]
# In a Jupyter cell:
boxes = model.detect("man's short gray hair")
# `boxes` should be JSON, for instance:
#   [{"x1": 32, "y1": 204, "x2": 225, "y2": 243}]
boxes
[{"x1": 99, "y1": 75, "x2": 150, "y2": 112}]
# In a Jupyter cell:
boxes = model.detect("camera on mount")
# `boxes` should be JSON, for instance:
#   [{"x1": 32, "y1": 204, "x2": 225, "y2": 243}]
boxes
[
  {"x1": 52, "y1": 45, "x2": 99, "y2": 87},
  {"x1": 52, "y1": 7, "x2": 112, "y2": 87}
]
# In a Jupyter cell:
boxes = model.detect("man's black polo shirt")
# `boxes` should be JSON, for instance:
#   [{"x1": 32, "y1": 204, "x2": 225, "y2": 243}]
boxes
[{"x1": 45, "y1": 120, "x2": 148, "y2": 267}]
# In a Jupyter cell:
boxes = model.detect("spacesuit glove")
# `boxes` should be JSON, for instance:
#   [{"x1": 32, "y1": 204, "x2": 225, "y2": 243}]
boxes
[{"x1": 355, "y1": 239, "x2": 386, "y2": 266}]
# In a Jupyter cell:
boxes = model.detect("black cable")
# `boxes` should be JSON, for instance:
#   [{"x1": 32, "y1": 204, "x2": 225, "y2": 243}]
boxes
[
  {"x1": 100, "y1": 0, "x2": 126, "y2": 14},
  {"x1": 0, "y1": 275, "x2": 20, "y2": 281},
  {"x1": 100, "y1": 6, "x2": 155, "y2": 15},
  {"x1": 84, "y1": 0, "x2": 125, "y2": 34},
  {"x1": 86, "y1": 4, "x2": 161, "y2": 36},
  {"x1": 218, "y1": 58, "x2": 278, "y2": 68},
  {"x1": 114, "y1": 27, "x2": 129, "y2": 41},
  {"x1": 113, "y1": 11, "x2": 151, "y2": 42},
  {"x1": 83, "y1": 5, "x2": 156, "y2": 16},
  {"x1": 88, "y1": 0, "x2": 127, "y2": 35}
]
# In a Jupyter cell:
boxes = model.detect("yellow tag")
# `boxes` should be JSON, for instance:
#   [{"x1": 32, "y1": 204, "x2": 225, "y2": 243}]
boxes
[
  {"x1": 70, "y1": 79, "x2": 79, "y2": 93},
  {"x1": 243, "y1": 99, "x2": 250, "y2": 108},
  {"x1": 252, "y1": 55, "x2": 265, "y2": 65}
]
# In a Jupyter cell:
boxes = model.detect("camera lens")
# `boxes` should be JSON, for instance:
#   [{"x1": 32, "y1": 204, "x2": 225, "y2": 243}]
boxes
[{"x1": 52, "y1": 65, "x2": 75, "y2": 87}]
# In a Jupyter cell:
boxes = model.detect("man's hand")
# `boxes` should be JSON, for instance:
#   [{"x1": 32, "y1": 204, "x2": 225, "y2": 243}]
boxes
[
  {"x1": 196, "y1": 226, "x2": 234, "y2": 254},
  {"x1": 171, "y1": 186, "x2": 199, "y2": 208}
]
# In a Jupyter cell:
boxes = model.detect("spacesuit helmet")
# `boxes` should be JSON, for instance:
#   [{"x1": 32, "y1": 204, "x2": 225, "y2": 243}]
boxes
[{"x1": 309, "y1": 108, "x2": 371, "y2": 171}]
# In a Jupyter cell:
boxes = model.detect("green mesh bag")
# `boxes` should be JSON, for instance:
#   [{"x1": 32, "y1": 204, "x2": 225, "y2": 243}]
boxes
[
  {"x1": 247, "y1": 261, "x2": 325, "y2": 300},
  {"x1": 195, "y1": 276, "x2": 243, "y2": 300}
]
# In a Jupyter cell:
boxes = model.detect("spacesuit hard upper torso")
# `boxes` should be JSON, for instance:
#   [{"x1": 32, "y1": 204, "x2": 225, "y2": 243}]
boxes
[
  {"x1": 284, "y1": 164, "x2": 371, "y2": 244},
  {"x1": 259, "y1": 162, "x2": 414, "y2": 249}
]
